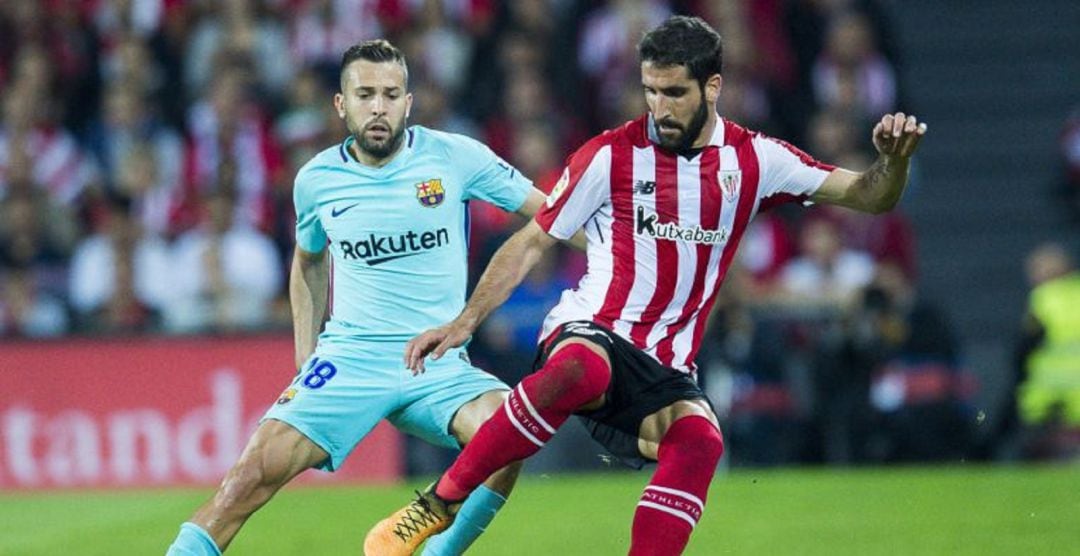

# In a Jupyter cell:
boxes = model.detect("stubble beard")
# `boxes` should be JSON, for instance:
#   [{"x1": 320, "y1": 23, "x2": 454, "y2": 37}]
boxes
[{"x1": 353, "y1": 116, "x2": 406, "y2": 161}]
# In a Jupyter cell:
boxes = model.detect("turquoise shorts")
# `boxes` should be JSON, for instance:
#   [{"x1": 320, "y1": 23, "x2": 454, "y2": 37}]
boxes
[{"x1": 261, "y1": 343, "x2": 508, "y2": 471}]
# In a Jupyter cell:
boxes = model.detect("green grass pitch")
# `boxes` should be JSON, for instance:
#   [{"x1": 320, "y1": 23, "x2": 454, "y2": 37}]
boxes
[{"x1": 2, "y1": 465, "x2": 1077, "y2": 555}]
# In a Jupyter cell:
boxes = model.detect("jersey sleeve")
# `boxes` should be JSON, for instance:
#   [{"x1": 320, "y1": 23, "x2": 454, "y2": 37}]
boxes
[
  {"x1": 753, "y1": 134, "x2": 837, "y2": 212},
  {"x1": 460, "y1": 136, "x2": 532, "y2": 212},
  {"x1": 534, "y1": 139, "x2": 611, "y2": 240},
  {"x1": 293, "y1": 169, "x2": 327, "y2": 253}
]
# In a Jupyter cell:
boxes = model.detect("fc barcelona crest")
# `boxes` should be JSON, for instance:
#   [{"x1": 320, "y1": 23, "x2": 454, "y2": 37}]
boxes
[
  {"x1": 416, "y1": 179, "x2": 445, "y2": 207},
  {"x1": 719, "y1": 170, "x2": 741, "y2": 202}
]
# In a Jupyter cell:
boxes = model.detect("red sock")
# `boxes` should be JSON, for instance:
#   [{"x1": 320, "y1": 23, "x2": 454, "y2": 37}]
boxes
[
  {"x1": 436, "y1": 343, "x2": 610, "y2": 501},
  {"x1": 629, "y1": 416, "x2": 724, "y2": 556}
]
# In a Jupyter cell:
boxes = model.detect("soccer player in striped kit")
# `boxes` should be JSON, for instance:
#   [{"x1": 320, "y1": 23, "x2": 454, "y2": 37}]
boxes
[{"x1": 366, "y1": 16, "x2": 927, "y2": 555}]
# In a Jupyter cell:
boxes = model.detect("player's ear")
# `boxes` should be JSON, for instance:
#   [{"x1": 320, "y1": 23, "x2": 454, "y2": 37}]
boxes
[
  {"x1": 704, "y1": 74, "x2": 722, "y2": 105},
  {"x1": 405, "y1": 92, "x2": 413, "y2": 119},
  {"x1": 333, "y1": 92, "x2": 346, "y2": 120}
]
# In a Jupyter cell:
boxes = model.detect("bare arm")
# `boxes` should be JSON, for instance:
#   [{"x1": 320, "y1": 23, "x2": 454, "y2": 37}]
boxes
[
  {"x1": 290, "y1": 245, "x2": 329, "y2": 369},
  {"x1": 404, "y1": 220, "x2": 558, "y2": 372},
  {"x1": 812, "y1": 112, "x2": 928, "y2": 214},
  {"x1": 516, "y1": 187, "x2": 588, "y2": 251}
]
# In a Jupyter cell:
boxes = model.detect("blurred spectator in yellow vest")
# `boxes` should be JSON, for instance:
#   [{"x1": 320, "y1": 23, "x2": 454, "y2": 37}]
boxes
[{"x1": 1017, "y1": 242, "x2": 1080, "y2": 458}]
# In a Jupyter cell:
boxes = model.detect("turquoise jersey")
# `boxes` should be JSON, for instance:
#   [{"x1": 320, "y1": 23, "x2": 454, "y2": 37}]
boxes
[{"x1": 294, "y1": 126, "x2": 531, "y2": 346}]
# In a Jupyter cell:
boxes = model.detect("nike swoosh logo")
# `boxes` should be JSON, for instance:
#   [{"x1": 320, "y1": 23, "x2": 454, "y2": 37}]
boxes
[
  {"x1": 331, "y1": 203, "x2": 360, "y2": 217},
  {"x1": 366, "y1": 252, "x2": 422, "y2": 266}
]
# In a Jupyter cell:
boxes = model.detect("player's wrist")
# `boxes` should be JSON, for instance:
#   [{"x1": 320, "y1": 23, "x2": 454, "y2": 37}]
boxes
[
  {"x1": 878, "y1": 152, "x2": 911, "y2": 167},
  {"x1": 453, "y1": 311, "x2": 482, "y2": 334}
]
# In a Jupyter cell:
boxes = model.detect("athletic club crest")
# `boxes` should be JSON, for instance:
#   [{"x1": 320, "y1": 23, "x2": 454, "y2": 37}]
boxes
[
  {"x1": 416, "y1": 179, "x2": 445, "y2": 207},
  {"x1": 719, "y1": 170, "x2": 741, "y2": 202}
]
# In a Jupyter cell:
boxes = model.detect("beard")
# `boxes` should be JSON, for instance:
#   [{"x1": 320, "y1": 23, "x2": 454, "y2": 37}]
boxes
[
  {"x1": 353, "y1": 116, "x2": 406, "y2": 160},
  {"x1": 654, "y1": 97, "x2": 709, "y2": 154}
]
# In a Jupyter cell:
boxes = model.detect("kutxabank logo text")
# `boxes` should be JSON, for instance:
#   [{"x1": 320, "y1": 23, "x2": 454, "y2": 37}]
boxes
[{"x1": 635, "y1": 206, "x2": 728, "y2": 245}]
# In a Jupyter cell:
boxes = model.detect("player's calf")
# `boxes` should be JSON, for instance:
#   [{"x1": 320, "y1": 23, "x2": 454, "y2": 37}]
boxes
[
  {"x1": 629, "y1": 415, "x2": 724, "y2": 556},
  {"x1": 167, "y1": 420, "x2": 327, "y2": 554}
]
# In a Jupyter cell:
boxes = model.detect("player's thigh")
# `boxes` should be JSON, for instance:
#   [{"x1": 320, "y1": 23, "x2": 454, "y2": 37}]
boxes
[
  {"x1": 391, "y1": 354, "x2": 508, "y2": 449},
  {"x1": 637, "y1": 399, "x2": 720, "y2": 461},
  {"x1": 261, "y1": 351, "x2": 398, "y2": 471}
]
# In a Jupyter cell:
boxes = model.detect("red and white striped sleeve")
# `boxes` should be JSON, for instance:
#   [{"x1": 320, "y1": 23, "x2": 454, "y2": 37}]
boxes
[
  {"x1": 534, "y1": 137, "x2": 612, "y2": 240},
  {"x1": 752, "y1": 134, "x2": 837, "y2": 211}
]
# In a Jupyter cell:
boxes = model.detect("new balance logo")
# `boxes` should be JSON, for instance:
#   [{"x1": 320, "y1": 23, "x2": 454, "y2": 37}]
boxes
[
  {"x1": 633, "y1": 180, "x2": 656, "y2": 195},
  {"x1": 635, "y1": 206, "x2": 729, "y2": 245}
]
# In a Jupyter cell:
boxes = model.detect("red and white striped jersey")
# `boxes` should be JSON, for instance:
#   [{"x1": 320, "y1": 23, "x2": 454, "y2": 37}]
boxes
[{"x1": 535, "y1": 115, "x2": 836, "y2": 373}]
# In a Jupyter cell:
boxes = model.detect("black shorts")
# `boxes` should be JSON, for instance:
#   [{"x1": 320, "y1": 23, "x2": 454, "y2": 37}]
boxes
[{"x1": 533, "y1": 321, "x2": 710, "y2": 468}]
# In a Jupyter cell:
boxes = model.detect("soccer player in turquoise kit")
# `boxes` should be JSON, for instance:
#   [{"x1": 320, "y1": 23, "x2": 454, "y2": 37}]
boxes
[{"x1": 167, "y1": 40, "x2": 556, "y2": 556}]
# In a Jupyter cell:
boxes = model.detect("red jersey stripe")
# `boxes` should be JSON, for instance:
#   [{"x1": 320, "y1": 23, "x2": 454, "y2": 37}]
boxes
[
  {"x1": 630, "y1": 147, "x2": 681, "y2": 347},
  {"x1": 594, "y1": 140, "x2": 636, "y2": 329}
]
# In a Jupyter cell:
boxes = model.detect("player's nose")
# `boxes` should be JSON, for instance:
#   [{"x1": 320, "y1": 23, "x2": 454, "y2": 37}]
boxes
[
  {"x1": 370, "y1": 96, "x2": 386, "y2": 115},
  {"x1": 653, "y1": 96, "x2": 674, "y2": 120}
]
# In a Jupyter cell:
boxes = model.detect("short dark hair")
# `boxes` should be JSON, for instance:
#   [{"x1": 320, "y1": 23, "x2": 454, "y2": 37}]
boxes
[
  {"x1": 638, "y1": 16, "x2": 723, "y2": 87},
  {"x1": 340, "y1": 39, "x2": 409, "y2": 88}
]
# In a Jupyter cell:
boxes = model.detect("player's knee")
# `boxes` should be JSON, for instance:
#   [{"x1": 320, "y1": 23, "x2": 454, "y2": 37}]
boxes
[
  {"x1": 216, "y1": 454, "x2": 284, "y2": 512},
  {"x1": 539, "y1": 342, "x2": 610, "y2": 406},
  {"x1": 215, "y1": 463, "x2": 264, "y2": 512},
  {"x1": 696, "y1": 424, "x2": 725, "y2": 464},
  {"x1": 661, "y1": 416, "x2": 724, "y2": 468}
]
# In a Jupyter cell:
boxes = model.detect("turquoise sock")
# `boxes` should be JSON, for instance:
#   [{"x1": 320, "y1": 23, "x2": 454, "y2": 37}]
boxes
[
  {"x1": 421, "y1": 485, "x2": 507, "y2": 556},
  {"x1": 165, "y1": 522, "x2": 222, "y2": 556}
]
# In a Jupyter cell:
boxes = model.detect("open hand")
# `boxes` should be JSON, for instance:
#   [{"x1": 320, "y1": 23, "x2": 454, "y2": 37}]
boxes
[
  {"x1": 404, "y1": 321, "x2": 473, "y2": 374},
  {"x1": 872, "y1": 112, "x2": 928, "y2": 159}
]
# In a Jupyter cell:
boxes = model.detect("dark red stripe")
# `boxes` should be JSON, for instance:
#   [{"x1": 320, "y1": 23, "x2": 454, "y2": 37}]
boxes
[
  {"x1": 328, "y1": 250, "x2": 335, "y2": 316},
  {"x1": 535, "y1": 133, "x2": 609, "y2": 233},
  {"x1": 594, "y1": 140, "x2": 636, "y2": 329},
  {"x1": 683, "y1": 132, "x2": 761, "y2": 370},
  {"x1": 630, "y1": 148, "x2": 679, "y2": 348},
  {"x1": 655, "y1": 147, "x2": 721, "y2": 365}
]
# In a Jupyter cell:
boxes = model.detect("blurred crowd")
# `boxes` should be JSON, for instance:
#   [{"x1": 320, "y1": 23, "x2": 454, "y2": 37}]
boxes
[
  {"x1": 0, "y1": 0, "x2": 1017, "y2": 465},
  {"x1": 1009, "y1": 108, "x2": 1080, "y2": 458}
]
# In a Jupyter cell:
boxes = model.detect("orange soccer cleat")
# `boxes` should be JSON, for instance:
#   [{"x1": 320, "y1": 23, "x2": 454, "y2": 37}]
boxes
[{"x1": 364, "y1": 485, "x2": 458, "y2": 555}]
